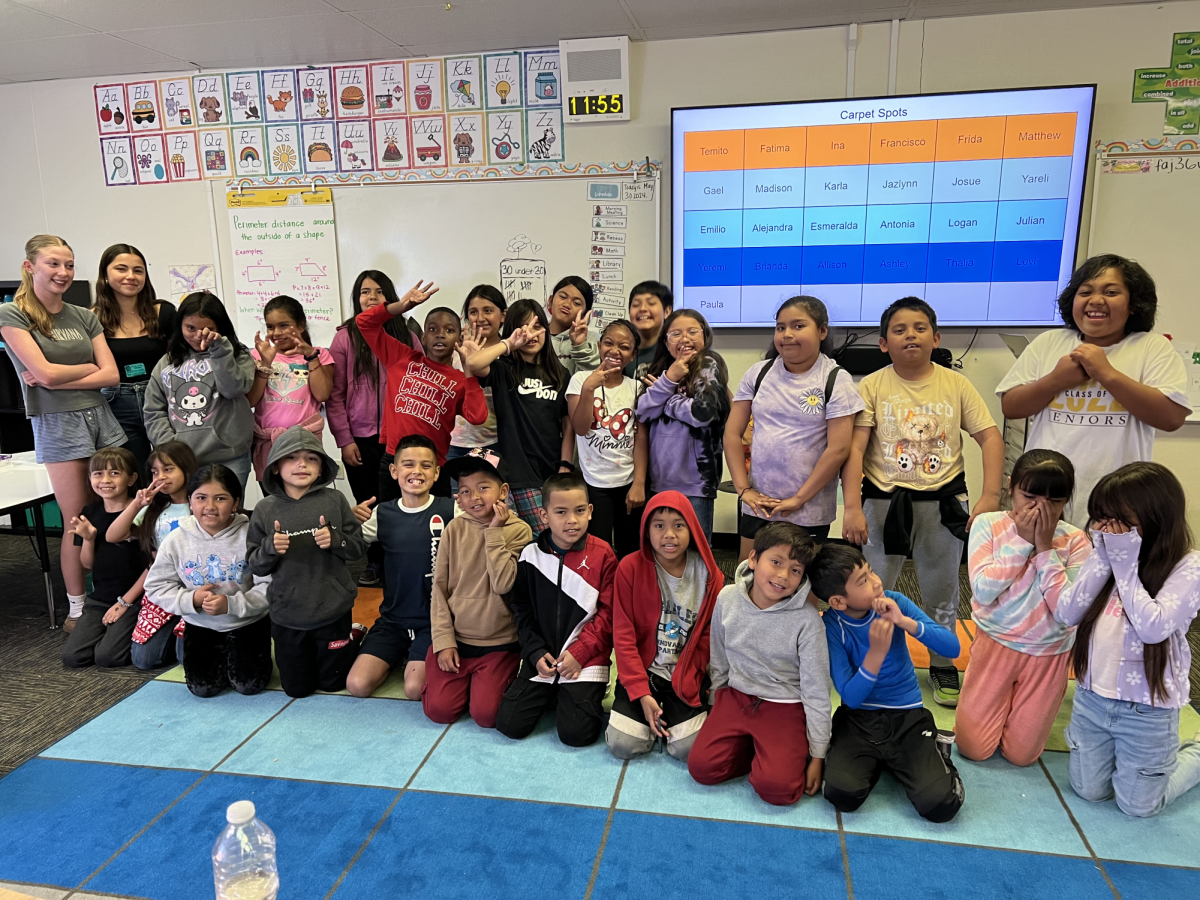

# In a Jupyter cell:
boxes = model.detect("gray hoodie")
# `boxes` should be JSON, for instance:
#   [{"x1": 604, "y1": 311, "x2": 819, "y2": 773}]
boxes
[
  {"x1": 145, "y1": 513, "x2": 270, "y2": 633},
  {"x1": 550, "y1": 328, "x2": 600, "y2": 376},
  {"x1": 710, "y1": 561, "x2": 833, "y2": 758},
  {"x1": 143, "y1": 336, "x2": 256, "y2": 463},
  {"x1": 246, "y1": 427, "x2": 367, "y2": 629}
]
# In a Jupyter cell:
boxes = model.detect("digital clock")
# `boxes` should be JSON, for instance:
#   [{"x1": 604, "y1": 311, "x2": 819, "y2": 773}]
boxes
[{"x1": 566, "y1": 93, "x2": 626, "y2": 119}]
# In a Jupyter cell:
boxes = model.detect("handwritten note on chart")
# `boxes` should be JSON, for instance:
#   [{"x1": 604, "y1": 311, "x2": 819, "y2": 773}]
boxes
[{"x1": 226, "y1": 187, "x2": 342, "y2": 348}]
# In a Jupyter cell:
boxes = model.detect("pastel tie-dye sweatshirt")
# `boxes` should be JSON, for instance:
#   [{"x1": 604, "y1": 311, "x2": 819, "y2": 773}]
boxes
[{"x1": 967, "y1": 511, "x2": 1091, "y2": 656}]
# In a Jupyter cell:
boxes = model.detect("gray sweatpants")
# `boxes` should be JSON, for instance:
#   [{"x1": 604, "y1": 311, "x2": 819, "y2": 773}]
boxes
[{"x1": 861, "y1": 497, "x2": 965, "y2": 668}]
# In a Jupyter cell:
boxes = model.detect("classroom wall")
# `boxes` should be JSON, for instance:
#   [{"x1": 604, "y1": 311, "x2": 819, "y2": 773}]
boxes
[{"x1": 3, "y1": 0, "x2": 1198, "y2": 531}]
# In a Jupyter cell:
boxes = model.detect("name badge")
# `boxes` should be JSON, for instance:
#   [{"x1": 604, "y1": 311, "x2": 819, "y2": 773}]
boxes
[{"x1": 124, "y1": 362, "x2": 147, "y2": 377}]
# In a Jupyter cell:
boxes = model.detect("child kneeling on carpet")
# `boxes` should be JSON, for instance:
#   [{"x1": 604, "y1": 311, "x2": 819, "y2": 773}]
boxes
[
  {"x1": 811, "y1": 543, "x2": 964, "y2": 822},
  {"x1": 688, "y1": 522, "x2": 831, "y2": 805},
  {"x1": 1055, "y1": 462, "x2": 1200, "y2": 817},
  {"x1": 144, "y1": 464, "x2": 271, "y2": 697},
  {"x1": 496, "y1": 472, "x2": 618, "y2": 746},
  {"x1": 606, "y1": 492, "x2": 723, "y2": 762},
  {"x1": 246, "y1": 427, "x2": 367, "y2": 698},
  {"x1": 957, "y1": 449, "x2": 1091, "y2": 766},
  {"x1": 347, "y1": 434, "x2": 455, "y2": 700},
  {"x1": 423, "y1": 449, "x2": 532, "y2": 728}
]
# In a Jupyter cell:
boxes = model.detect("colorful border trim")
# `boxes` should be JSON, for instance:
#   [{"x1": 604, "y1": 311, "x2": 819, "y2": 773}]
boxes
[
  {"x1": 1098, "y1": 136, "x2": 1200, "y2": 154},
  {"x1": 224, "y1": 159, "x2": 658, "y2": 188}
]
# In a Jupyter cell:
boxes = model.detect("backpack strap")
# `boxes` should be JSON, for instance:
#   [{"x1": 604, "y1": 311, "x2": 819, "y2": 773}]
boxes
[
  {"x1": 823, "y1": 365, "x2": 844, "y2": 418},
  {"x1": 751, "y1": 358, "x2": 778, "y2": 398}
]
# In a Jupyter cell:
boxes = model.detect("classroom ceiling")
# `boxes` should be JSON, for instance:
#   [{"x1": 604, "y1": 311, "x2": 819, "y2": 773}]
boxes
[{"x1": 0, "y1": 0, "x2": 1166, "y2": 84}]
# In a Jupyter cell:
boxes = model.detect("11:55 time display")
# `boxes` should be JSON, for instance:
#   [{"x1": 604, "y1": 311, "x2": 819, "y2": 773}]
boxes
[{"x1": 568, "y1": 94, "x2": 624, "y2": 116}]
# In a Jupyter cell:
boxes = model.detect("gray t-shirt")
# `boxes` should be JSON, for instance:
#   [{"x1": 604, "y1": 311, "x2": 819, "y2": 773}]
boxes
[
  {"x1": 0, "y1": 302, "x2": 105, "y2": 416},
  {"x1": 649, "y1": 549, "x2": 705, "y2": 680}
]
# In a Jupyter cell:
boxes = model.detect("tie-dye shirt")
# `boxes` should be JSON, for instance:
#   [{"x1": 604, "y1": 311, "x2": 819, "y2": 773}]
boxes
[{"x1": 967, "y1": 511, "x2": 1091, "y2": 656}]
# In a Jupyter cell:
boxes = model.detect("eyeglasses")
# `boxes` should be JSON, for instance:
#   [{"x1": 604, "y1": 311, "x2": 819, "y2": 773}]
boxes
[{"x1": 667, "y1": 328, "x2": 703, "y2": 340}]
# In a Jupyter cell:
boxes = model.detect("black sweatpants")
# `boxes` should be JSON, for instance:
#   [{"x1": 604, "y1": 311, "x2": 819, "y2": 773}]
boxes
[
  {"x1": 182, "y1": 615, "x2": 272, "y2": 699},
  {"x1": 588, "y1": 482, "x2": 640, "y2": 559},
  {"x1": 496, "y1": 671, "x2": 608, "y2": 747},
  {"x1": 346, "y1": 434, "x2": 385, "y2": 568},
  {"x1": 823, "y1": 705, "x2": 964, "y2": 823},
  {"x1": 271, "y1": 610, "x2": 359, "y2": 698},
  {"x1": 61, "y1": 595, "x2": 138, "y2": 669}
]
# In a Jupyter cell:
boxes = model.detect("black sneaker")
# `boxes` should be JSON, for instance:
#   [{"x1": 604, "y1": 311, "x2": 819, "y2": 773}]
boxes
[
  {"x1": 357, "y1": 563, "x2": 381, "y2": 587},
  {"x1": 928, "y1": 665, "x2": 961, "y2": 707},
  {"x1": 936, "y1": 729, "x2": 955, "y2": 766}
]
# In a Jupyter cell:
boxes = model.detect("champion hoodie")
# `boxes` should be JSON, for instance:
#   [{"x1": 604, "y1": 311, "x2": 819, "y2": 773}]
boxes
[
  {"x1": 246, "y1": 427, "x2": 367, "y2": 630},
  {"x1": 145, "y1": 513, "x2": 269, "y2": 632},
  {"x1": 710, "y1": 561, "x2": 833, "y2": 758},
  {"x1": 612, "y1": 491, "x2": 724, "y2": 706}
]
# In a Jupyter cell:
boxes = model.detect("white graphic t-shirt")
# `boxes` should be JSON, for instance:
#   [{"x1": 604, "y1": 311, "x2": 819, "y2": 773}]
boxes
[
  {"x1": 649, "y1": 550, "x2": 704, "y2": 680},
  {"x1": 567, "y1": 371, "x2": 637, "y2": 489},
  {"x1": 995, "y1": 329, "x2": 1188, "y2": 527}
]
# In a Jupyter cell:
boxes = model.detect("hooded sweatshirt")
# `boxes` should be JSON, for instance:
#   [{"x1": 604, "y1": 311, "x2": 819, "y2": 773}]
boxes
[
  {"x1": 245, "y1": 427, "x2": 367, "y2": 630},
  {"x1": 145, "y1": 513, "x2": 269, "y2": 632},
  {"x1": 612, "y1": 491, "x2": 724, "y2": 706},
  {"x1": 143, "y1": 336, "x2": 256, "y2": 464},
  {"x1": 430, "y1": 506, "x2": 533, "y2": 654},
  {"x1": 510, "y1": 531, "x2": 617, "y2": 681},
  {"x1": 550, "y1": 328, "x2": 600, "y2": 377},
  {"x1": 711, "y1": 561, "x2": 833, "y2": 758}
]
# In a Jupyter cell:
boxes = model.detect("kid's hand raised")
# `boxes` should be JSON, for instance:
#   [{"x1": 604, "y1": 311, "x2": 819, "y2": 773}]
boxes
[
  {"x1": 273, "y1": 520, "x2": 290, "y2": 554},
  {"x1": 400, "y1": 279, "x2": 439, "y2": 311},
  {"x1": 196, "y1": 327, "x2": 220, "y2": 352},
  {"x1": 313, "y1": 516, "x2": 332, "y2": 549},
  {"x1": 352, "y1": 497, "x2": 376, "y2": 524},
  {"x1": 253, "y1": 330, "x2": 277, "y2": 364},
  {"x1": 458, "y1": 325, "x2": 485, "y2": 363},
  {"x1": 135, "y1": 478, "x2": 167, "y2": 508},
  {"x1": 489, "y1": 501, "x2": 509, "y2": 528},
  {"x1": 665, "y1": 349, "x2": 696, "y2": 383},
  {"x1": 872, "y1": 596, "x2": 903, "y2": 624},
  {"x1": 70, "y1": 515, "x2": 97, "y2": 542},
  {"x1": 568, "y1": 310, "x2": 590, "y2": 347},
  {"x1": 535, "y1": 652, "x2": 557, "y2": 678}
]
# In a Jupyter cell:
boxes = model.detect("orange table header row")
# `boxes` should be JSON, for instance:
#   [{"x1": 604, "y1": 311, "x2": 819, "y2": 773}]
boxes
[{"x1": 684, "y1": 113, "x2": 1078, "y2": 170}]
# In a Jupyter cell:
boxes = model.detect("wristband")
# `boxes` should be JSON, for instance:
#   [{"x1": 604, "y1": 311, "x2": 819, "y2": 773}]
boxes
[
  {"x1": 502, "y1": 339, "x2": 512, "y2": 356},
  {"x1": 304, "y1": 350, "x2": 320, "y2": 362},
  {"x1": 557, "y1": 460, "x2": 576, "y2": 472},
  {"x1": 116, "y1": 596, "x2": 133, "y2": 609}
]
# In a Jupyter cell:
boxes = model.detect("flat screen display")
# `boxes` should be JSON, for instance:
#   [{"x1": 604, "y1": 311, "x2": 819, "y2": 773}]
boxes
[{"x1": 671, "y1": 85, "x2": 1096, "y2": 327}]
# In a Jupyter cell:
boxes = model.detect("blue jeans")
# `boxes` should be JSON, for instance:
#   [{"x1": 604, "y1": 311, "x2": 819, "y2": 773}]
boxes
[
  {"x1": 1066, "y1": 685, "x2": 1200, "y2": 817},
  {"x1": 130, "y1": 619, "x2": 181, "y2": 670},
  {"x1": 685, "y1": 495, "x2": 714, "y2": 544},
  {"x1": 101, "y1": 382, "x2": 151, "y2": 473}
]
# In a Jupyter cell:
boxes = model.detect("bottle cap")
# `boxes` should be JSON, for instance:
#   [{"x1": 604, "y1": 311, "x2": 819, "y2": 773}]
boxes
[{"x1": 226, "y1": 800, "x2": 256, "y2": 824}]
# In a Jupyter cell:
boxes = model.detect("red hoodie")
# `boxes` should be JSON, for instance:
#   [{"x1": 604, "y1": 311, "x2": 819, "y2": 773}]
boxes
[
  {"x1": 357, "y1": 303, "x2": 487, "y2": 460},
  {"x1": 612, "y1": 491, "x2": 724, "y2": 706}
]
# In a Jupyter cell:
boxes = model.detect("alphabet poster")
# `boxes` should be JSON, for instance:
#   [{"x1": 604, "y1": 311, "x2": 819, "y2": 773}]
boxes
[
  {"x1": 484, "y1": 53, "x2": 522, "y2": 109},
  {"x1": 267, "y1": 124, "x2": 302, "y2": 175},
  {"x1": 411, "y1": 115, "x2": 447, "y2": 167},
  {"x1": 227, "y1": 71, "x2": 264, "y2": 125},
  {"x1": 523, "y1": 49, "x2": 560, "y2": 107},
  {"x1": 158, "y1": 77, "x2": 194, "y2": 129},
  {"x1": 95, "y1": 84, "x2": 129, "y2": 134},
  {"x1": 334, "y1": 65, "x2": 370, "y2": 118},
  {"x1": 369, "y1": 61, "x2": 406, "y2": 117},
  {"x1": 227, "y1": 187, "x2": 341, "y2": 349},
  {"x1": 444, "y1": 55, "x2": 482, "y2": 110},
  {"x1": 165, "y1": 131, "x2": 202, "y2": 182},
  {"x1": 101, "y1": 136, "x2": 136, "y2": 186},
  {"x1": 232, "y1": 126, "x2": 267, "y2": 178},
  {"x1": 448, "y1": 114, "x2": 484, "y2": 166},
  {"x1": 525, "y1": 108, "x2": 564, "y2": 161},
  {"x1": 487, "y1": 110, "x2": 524, "y2": 165},
  {"x1": 262, "y1": 69, "x2": 298, "y2": 122},
  {"x1": 373, "y1": 118, "x2": 410, "y2": 170},
  {"x1": 299, "y1": 67, "x2": 333, "y2": 121},
  {"x1": 126, "y1": 80, "x2": 161, "y2": 133},
  {"x1": 199, "y1": 128, "x2": 232, "y2": 179},
  {"x1": 133, "y1": 134, "x2": 169, "y2": 185},
  {"x1": 301, "y1": 122, "x2": 337, "y2": 173},
  {"x1": 337, "y1": 120, "x2": 372, "y2": 171},
  {"x1": 192, "y1": 74, "x2": 227, "y2": 126},
  {"x1": 406, "y1": 59, "x2": 444, "y2": 114}
]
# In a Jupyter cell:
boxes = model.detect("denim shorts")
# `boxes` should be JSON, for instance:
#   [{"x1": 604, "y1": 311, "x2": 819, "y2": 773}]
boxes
[{"x1": 31, "y1": 404, "x2": 127, "y2": 463}]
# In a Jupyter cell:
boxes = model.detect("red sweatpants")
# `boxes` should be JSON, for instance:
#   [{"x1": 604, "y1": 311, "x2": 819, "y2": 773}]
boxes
[
  {"x1": 422, "y1": 647, "x2": 519, "y2": 729},
  {"x1": 688, "y1": 686, "x2": 810, "y2": 806}
]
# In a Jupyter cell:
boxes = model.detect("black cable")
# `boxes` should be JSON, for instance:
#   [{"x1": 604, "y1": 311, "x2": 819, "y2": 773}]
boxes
[{"x1": 953, "y1": 329, "x2": 979, "y2": 369}]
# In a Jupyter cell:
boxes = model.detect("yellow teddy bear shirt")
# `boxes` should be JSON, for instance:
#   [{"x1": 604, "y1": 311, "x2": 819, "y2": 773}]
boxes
[{"x1": 856, "y1": 364, "x2": 995, "y2": 493}]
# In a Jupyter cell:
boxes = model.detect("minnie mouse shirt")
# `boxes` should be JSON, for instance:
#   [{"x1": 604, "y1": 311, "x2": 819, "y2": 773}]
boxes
[{"x1": 567, "y1": 371, "x2": 637, "y2": 488}]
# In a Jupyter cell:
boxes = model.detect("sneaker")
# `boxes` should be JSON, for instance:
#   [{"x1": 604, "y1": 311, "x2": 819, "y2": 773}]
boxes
[
  {"x1": 357, "y1": 563, "x2": 381, "y2": 587},
  {"x1": 935, "y1": 729, "x2": 956, "y2": 766},
  {"x1": 62, "y1": 615, "x2": 80, "y2": 634},
  {"x1": 350, "y1": 622, "x2": 368, "y2": 644},
  {"x1": 928, "y1": 666, "x2": 961, "y2": 707}
]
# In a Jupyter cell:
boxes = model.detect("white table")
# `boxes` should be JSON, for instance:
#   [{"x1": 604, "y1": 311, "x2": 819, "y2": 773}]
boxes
[{"x1": 0, "y1": 454, "x2": 58, "y2": 628}]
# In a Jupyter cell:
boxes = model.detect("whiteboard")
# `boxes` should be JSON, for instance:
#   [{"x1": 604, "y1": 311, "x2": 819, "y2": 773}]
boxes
[{"x1": 331, "y1": 175, "x2": 658, "y2": 328}]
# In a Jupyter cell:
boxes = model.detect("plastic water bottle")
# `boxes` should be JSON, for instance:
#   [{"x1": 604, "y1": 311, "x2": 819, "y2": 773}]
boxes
[{"x1": 212, "y1": 800, "x2": 279, "y2": 900}]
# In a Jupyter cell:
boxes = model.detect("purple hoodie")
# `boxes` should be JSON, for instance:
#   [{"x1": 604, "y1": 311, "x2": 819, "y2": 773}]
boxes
[
  {"x1": 327, "y1": 322, "x2": 421, "y2": 447},
  {"x1": 635, "y1": 355, "x2": 729, "y2": 498}
]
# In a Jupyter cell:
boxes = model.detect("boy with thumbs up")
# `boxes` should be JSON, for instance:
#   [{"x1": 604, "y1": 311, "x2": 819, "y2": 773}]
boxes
[{"x1": 247, "y1": 426, "x2": 367, "y2": 697}]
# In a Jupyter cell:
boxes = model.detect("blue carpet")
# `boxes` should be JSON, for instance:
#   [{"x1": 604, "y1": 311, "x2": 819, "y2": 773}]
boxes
[
  {"x1": 591, "y1": 810, "x2": 847, "y2": 899},
  {"x1": 86, "y1": 773, "x2": 396, "y2": 900},
  {"x1": 1105, "y1": 861, "x2": 1200, "y2": 899},
  {"x1": 0, "y1": 758, "x2": 200, "y2": 888},
  {"x1": 334, "y1": 791, "x2": 608, "y2": 899}
]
